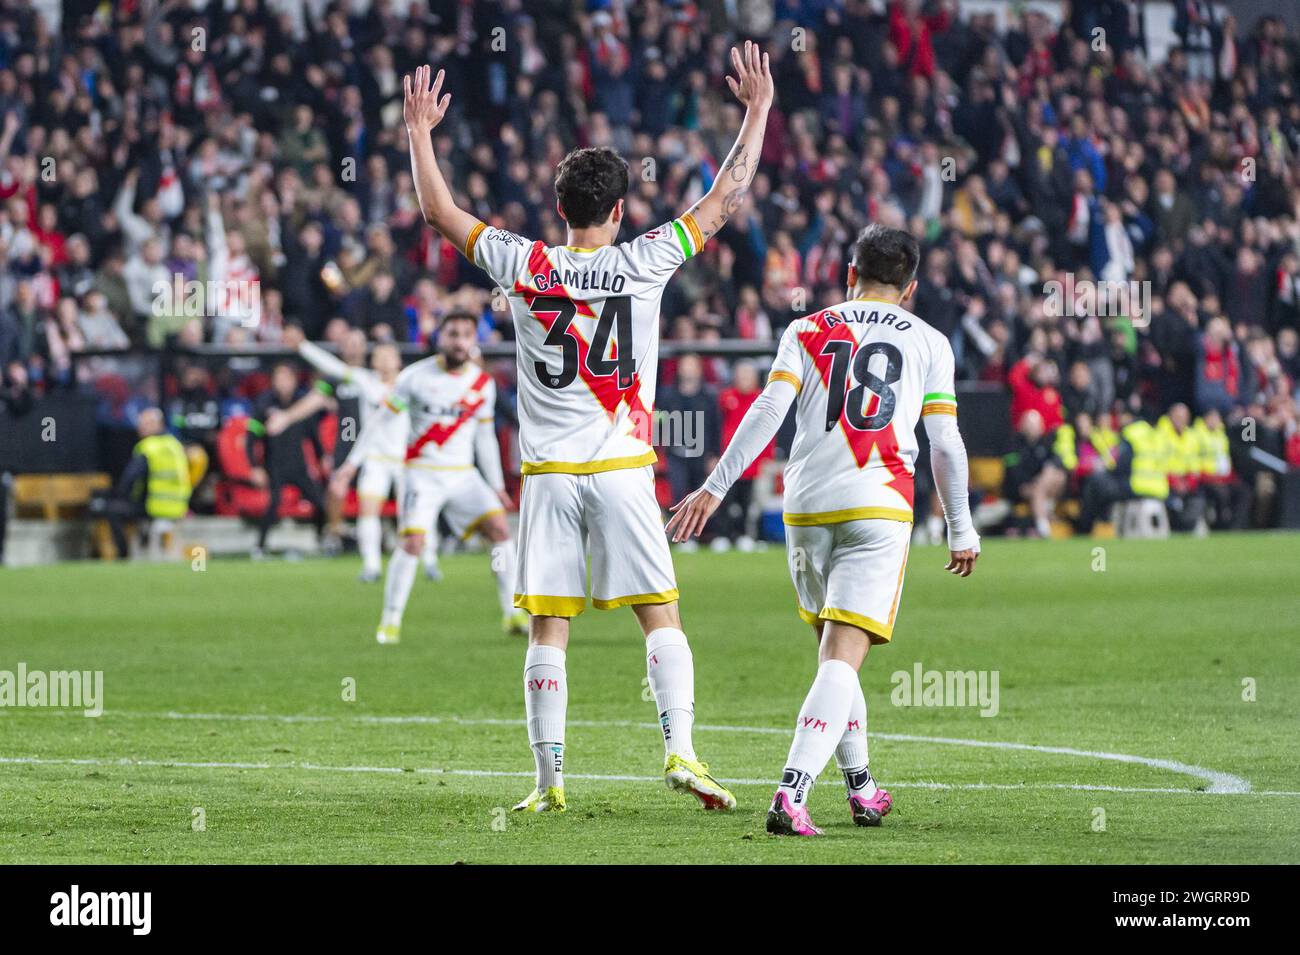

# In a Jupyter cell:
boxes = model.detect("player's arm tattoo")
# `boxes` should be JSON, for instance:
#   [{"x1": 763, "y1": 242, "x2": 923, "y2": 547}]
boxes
[{"x1": 689, "y1": 141, "x2": 761, "y2": 243}]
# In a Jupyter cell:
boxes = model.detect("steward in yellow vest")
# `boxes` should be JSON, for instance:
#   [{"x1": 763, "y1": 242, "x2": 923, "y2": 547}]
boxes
[
  {"x1": 1120, "y1": 418, "x2": 1169, "y2": 499},
  {"x1": 1190, "y1": 407, "x2": 1246, "y2": 530},
  {"x1": 106, "y1": 408, "x2": 192, "y2": 557},
  {"x1": 1052, "y1": 413, "x2": 1119, "y2": 478},
  {"x1": 1157, "y1": 410, "x2": 1202, "y2": 494},
  {"x1": 1191, "y1": 412, "x2": 1232, "y2": 482},
  {"x1": 1153, "y1": 403, "x2": 1208, "y2": 532}
]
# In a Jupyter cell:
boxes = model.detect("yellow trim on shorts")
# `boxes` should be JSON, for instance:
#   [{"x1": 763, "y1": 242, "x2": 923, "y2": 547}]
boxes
[
  {"x1": 796, "y1": 605, "x2": 892, "y2": 643},
  {"x1": 591, "y1": 588, "x2": 680, "y2": 611},
  {"x1": 399, "y1": 527, "x2": 426, "y2": 536},
  {"x1": 768, "y1": 370, "x2": 802, "y2": 393},
  {"x1": 514, "y1": 594, "x2": 587, "y2": 617},
  {"x1": 365, "y1": 454, "x2": 404, "y2": 464},
  {"x1": 921, "y1": 403, "x2": 958, "y2": 417},
  {"x1": 464, "y1": 221, "x2": 487, "y2": 262},
  {"x1": 783, "y1": 507, "x2": 914, "y2": 525},
  {"x1": 405, "y1": 462, "x2": 474, "y2": 472},
  {"x1": 521, "y1": 450, "x2": 657, "y2": 476},
  {"x1": 819, "y1": 607, "x2": 894, "y2": 644},
  {"x1": 459, "y1": 508, "x2": 504, "y2": 541}
]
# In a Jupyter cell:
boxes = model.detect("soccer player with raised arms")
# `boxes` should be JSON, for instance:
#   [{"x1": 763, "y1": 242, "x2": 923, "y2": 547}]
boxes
[
  {"x1": 402, "y1": 43, "x2": 774, "y2": 813},
  {"x1": 668, "y1": 225, "x2": 982, "y2": 835}
]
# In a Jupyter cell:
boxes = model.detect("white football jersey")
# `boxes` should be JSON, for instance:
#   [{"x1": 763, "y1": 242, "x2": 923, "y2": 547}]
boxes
[
  {"x1": 385, "y1": 354, "x2": 496, "y2": 470},
  {"x1": 465, "y1": 216, "x2": 704, "y2": 474},
  {"x1": 768, "y1": 298, "x2": 958, "y2": 525},
  {"x1": 341, "y1": 367, "x2": 407, "y2": 462}
]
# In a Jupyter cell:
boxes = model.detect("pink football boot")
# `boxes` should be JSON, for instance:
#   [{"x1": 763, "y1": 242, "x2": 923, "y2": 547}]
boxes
[
  {"x1": 766, "y1": 790, "x2": 824, "y2": 836},
  {"x1": 848, "y1": 788, "x2": 893, "y2": 827}
]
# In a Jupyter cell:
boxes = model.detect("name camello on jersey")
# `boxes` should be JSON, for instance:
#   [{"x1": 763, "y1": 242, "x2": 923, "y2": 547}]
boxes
[{"x1": 529, "y1": 267, "x2": 627, "y2": 295}]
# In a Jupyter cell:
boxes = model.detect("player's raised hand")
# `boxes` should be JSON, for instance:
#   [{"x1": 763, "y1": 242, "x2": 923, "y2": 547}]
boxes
[
  {"x1": 945, "y1": 549, "x2": 979, "y2": 578},
  {"x1": 725, "y1": 40, "x2": 773, "y2": 112},
  {"x1": 665, "y1": 487, "x2": 722, "y2": 543},
  {"x1": 404, "y1": 65, "x2": 451, "y2": 133}
]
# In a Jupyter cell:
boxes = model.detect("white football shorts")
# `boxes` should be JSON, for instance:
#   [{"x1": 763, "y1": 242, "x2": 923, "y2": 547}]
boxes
[
  {"x1": 399, "y1": 465, "x2": 503, "y2": 540},
  {"x1": 356, "y1": 456, "x2": 404, "y2": 503},
  {"x1": 514, "y1": 466, "x2": 677, "y2": 617},
  {"x1": 785, "y1": 518, "x2": 912, "y2": 644}
]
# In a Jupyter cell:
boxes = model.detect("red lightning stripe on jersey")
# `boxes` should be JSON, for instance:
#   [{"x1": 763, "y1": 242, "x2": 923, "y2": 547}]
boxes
[
  {"x1": 405, "y1": 370, "x2": 492, "y2": 461},
  {"x1": 797, "y1": 312, "x2": 915, "y2": 507},
  {"x1": 514, "y1": 242, "x2": 652, "y2": 441}
]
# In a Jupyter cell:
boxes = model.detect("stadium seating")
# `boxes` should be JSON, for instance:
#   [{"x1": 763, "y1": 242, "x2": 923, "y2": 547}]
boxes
[{"x1": 213, "y1": 417, "x2": 315, "y2": 521}]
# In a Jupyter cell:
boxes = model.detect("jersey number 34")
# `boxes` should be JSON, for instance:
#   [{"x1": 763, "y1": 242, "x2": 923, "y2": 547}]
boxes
[{"x1": 532, "y1": 296, "x2": 634, "y2": 391}]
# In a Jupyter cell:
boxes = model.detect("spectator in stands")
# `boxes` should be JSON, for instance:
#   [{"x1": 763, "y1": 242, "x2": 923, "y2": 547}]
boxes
[
  {"x1": 1196, "y1": 316, "x2": 1243, "y2": 416},
  {"x1": 1053, "y1": 411, "x2": 1119, "y2": 508},
  {"x1": 715, "y1": 362, "x2": 773, "y2": 549},
  {"x1": 1003, "y1": 409, "x2": 1067, "y2": 538},
  {"x1": 658, "y1": 354, "x2": 720, "y2": 541},
  {"x1": 1009, "y1": 353, "x2": 1065, "y2": 431}
]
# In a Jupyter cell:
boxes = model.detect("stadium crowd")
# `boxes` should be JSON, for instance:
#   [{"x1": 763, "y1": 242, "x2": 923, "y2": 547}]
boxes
[{"x1": 1, "y1": 0, "x2": 1299, "y2": 540}]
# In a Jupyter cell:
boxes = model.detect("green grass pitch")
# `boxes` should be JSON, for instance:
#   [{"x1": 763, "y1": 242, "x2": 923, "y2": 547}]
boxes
[{"x1": 1, "y1": 533, "x2": 1297, "y2": 864}]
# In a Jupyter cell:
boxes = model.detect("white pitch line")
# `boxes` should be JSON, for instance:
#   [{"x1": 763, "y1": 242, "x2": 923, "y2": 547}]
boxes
[
  {"x1": 2, "y1": 755, "x2": 1296, "y2": 796},
  {"x1": 1, "y1": 709, "x2": 1268, "y2": 796}
]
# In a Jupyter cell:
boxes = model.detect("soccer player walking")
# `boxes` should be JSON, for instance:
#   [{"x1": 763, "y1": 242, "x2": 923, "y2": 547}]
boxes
[
  {"x1": 402, "y1": 43, "x2": 773, "y2": 813},
  {"x1": 668, "y1": 225, "x2": 981, "y2": 835}
]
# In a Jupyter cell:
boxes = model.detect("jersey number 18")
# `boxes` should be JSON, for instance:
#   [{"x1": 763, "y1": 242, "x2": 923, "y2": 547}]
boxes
[{"x1": 820, "y1": 340, "x2": 903, "y2": 432}]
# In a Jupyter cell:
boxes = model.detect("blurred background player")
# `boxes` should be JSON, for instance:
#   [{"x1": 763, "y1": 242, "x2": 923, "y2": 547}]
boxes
[
  {"x1": 272, "y1": 338, "x2": 440, "y2": 582},
  {"x1": 401, "y1": 46, "x2": 772, "y2": 814},
  {"x1": 246, "y1": 362, "x2": 328, "y2": 559},
  {"x1": 349, "y1": 313, "x2": 524, "y2": 640},
  {"x1": 669, "y1": 225, "x2": 980, "y2": 836}
]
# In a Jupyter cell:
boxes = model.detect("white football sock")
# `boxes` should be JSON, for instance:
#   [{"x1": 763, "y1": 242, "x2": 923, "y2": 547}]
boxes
[
  {"x1": 356, "y1": 514, "x2": 382, "y2": 576},
  {"x1": 778, "y1": 659, "x2": 858, "y2": 807},
  {"x1": 490, "y1": 539, "x2": 516, "y2": 614},
  {"x1": 422, "y1": 529, "x2": 439, "y2": 572},
  {"x1": 645, "y1": 627, "x2": 696, "y2": 760},
  {"x1": 381, "y1": 547, "x2": 419, "y2": 628},
  {"x1": 524, "y1": 645, "x2": 567, "y2": 789},
  {"x1": 835, "y1": 679, "x2": 877, "y2": 798}
]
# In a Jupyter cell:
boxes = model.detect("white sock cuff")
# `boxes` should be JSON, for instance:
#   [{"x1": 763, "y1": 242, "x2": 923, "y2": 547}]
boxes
[
  {"x1": 816, "y1": 659, "x2": 859, "y2": 690},
  {"x1": 528, "y1": 719, "x2": 566, "y2": 746},
  {"x1": 525, "y1": 644, "x2": 566, "y2": 670},
  {"x1": 645, "y1": 627, "x2": 690, "y2": 655}
]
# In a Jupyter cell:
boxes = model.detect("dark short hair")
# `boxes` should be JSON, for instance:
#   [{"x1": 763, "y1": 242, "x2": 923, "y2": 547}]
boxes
[
  {"x1": 850, "y1": 224, "x2": 920, "y2": 290},
  {"x1": 554, "y1": 147, "x2": 629, "y2": 228},
  {"x1": 440, "y1": 311, "x2": 478, "y2": 330}
]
